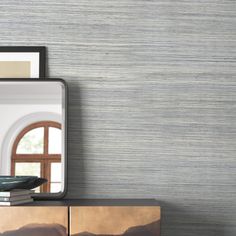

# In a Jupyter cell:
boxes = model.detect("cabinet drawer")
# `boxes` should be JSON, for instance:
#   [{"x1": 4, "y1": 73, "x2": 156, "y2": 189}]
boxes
[
  {"x1": 70, "y1": 206, "x2": 161, "y2": 236},
  {"x1": 0, "y1": 206, "x2": 68, "y2": 236}
]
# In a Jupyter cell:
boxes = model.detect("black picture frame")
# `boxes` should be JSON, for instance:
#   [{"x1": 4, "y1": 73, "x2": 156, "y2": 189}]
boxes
[{"x1": 0, "y1": 46, "x2": 46, "y2": 78}]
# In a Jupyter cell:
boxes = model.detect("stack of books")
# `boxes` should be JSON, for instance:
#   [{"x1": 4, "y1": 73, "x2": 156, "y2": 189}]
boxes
[{"x1": 0, "y1": 189, "x2": 34, "y2": 206}]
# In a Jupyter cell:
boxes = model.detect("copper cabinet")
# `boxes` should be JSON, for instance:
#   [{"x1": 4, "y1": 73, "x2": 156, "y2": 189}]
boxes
[{"x1": 0, "y1": 202, "x2": 161, "y2": 236}]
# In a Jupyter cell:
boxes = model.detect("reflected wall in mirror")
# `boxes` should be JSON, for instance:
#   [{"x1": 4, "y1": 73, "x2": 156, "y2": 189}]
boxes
[{"x1": 0, "y1": 79, "x2": 67, "y2": 198}]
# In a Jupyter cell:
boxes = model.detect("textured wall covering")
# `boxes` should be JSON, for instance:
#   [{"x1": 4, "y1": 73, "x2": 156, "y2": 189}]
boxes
[{"x1": 0, "y1": 1, "x2": 236, "y2": 235}]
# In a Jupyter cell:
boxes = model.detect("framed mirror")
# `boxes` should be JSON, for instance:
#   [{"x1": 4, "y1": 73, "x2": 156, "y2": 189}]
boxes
[{"x1": 0, "y1": 79, "x2": 67, "y2": 199}]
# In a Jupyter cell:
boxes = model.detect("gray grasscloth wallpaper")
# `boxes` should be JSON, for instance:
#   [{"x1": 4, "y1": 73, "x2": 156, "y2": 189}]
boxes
[{"x1": 0, "y1": 1, "x2": 236, "y2": 235}]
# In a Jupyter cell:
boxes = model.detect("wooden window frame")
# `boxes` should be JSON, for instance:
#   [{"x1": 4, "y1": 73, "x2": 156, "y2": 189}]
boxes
[{"x1": 11, "y1": 121, "x2": 61, "y2": 193}]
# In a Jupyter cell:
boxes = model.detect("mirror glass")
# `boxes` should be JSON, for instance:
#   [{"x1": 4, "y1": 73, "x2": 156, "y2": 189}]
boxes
[{"x1": 0, "y1": 80, "x2": 66, "y2": 197}]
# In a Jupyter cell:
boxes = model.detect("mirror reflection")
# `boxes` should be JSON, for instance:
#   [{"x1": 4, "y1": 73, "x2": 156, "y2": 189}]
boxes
[{"x1": 0, "y1": 80, "x2": 65, "y2": 195}]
